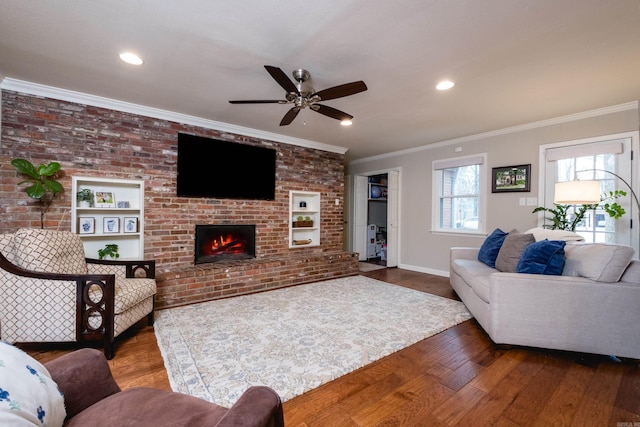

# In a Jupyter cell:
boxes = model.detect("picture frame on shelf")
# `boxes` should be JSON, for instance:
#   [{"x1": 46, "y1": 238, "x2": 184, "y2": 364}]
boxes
[
  {"x1": 117, "y1": 201, "x2": 130, "y2": 208},
  {"x1": 123, "y1": 217, "x2": 139, "y2": 233},
  {"x1": 492, "y1": 164, "x2": 531, "y2": 193},
  {"x1": 78, "y1": 217, "x2": 95, "y2": 234},
  {"x1": 103, "y1": 217, "x2": 119, "y2": 233},
  {"x1": 94, "y1": 191, "x2": 116, "y2": 208}
]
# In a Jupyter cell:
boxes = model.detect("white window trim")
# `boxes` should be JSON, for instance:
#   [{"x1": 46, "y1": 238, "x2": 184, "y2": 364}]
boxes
[{"x1": 431, "y1": 153, "x2": 488, "y2": 235}]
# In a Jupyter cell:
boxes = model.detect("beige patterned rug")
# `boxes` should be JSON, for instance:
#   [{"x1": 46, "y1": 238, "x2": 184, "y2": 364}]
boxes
[{"x1": 154, "y1": 275, "x2": 472, "y2": 407}]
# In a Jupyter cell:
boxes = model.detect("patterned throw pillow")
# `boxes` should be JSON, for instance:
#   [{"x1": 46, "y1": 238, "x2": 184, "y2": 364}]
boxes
[
  {"x1": 0, "y1": 341, "x2": 66, "y2": 426},
  {"x1": 12, "y1": 228, "x2": 88, "y2": 275}
]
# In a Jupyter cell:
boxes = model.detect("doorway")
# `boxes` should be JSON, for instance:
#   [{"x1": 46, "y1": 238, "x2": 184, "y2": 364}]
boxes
[{"x1": 366, "y1": 174, "x2": 388, "y2": 266}]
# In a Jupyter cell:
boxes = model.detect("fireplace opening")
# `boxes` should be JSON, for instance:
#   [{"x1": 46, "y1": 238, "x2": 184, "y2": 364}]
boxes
[{"x1": 195, "y1": 224, "x2": 256, "y2": 264}]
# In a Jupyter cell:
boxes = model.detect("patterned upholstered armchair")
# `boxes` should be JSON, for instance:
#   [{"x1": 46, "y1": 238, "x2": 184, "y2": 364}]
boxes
[{"x1": 0, "y1": 228, "x2": 156, "y2": 359}]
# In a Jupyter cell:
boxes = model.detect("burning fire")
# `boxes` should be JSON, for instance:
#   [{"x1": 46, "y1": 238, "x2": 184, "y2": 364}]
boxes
[{"x1": 210, "y1": 234, "x2": 246, "y2": 254}]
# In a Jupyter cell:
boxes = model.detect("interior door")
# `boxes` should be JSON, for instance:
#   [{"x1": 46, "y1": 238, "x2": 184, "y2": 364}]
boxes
[
  {"x1": 354, "y1": 175, "x2": 368, "y2": 261},
  {"x1": 386, "y1": 170, "x2": 399, "y2": 267}
]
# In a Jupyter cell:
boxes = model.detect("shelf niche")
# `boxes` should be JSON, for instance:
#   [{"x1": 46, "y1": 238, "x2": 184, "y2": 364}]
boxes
[
  {"x1": 289, "y1": 190, "x2": 320, "y2": 248},
  {"x1": 71, "y1": 176, "x2": 145, "y2": 259}
]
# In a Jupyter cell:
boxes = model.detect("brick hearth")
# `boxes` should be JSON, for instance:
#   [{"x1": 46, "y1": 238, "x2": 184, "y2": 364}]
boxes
[{"x1": 1, "y1": 90, "x2": 360, "y2": 308}]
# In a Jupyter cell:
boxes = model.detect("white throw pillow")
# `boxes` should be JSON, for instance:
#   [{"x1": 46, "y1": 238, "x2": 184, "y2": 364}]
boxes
[
  {"x1": 0, "y1": 341, "x2": 66, "y2": 427},
  {"x1": 525, "y1": 227, "x2": 585, "y2": 242},
  {"x1": 563, "y1": 243, "x2": 635, "y2": 282}
]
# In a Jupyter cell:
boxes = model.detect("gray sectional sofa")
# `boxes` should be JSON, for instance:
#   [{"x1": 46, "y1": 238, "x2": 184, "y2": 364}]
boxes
[{"x1": 449, "y1": 229, "x2": 640, "y2": 359}]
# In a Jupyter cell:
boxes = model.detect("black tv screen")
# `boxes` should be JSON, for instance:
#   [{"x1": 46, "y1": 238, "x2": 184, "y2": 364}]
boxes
[{"x1": 177, "y1": 133, "x2": 276, "y2": 200}]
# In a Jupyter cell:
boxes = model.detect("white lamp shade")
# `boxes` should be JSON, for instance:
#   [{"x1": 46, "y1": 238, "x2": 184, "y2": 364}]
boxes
[{"x1": 554, "y1": 181, "x2": 601, "y2": 204}]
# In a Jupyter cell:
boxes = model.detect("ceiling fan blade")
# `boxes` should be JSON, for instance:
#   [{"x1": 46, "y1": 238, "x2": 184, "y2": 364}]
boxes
[
  {"x1": 264, "y1": 65, "x2": 299, "y2": 95},
  {"x1": 311, "y1": 104, "x2": 353, "y2": 121},
  {"x1": 311, "y1": 81, "x2": 367, "y2": 101},
  {"x1": 229, "y1": 100, "x2": 286, "y2": 104},
  {"x1": 280, "y1": 107, "x2": 300, "y2": 126}
]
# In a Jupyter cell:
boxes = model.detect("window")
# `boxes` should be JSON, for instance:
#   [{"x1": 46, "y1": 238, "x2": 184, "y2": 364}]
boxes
[
  {"x1": 433, "y1": 154, "x2": 486, "y2": 233},
  {"x1": 542, "y1": 134, "x2": 635, "y2": 247}
]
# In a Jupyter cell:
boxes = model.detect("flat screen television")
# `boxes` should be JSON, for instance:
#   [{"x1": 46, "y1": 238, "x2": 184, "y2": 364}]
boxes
[{"x1": 176, "y1": 133, "x2": 276, "y2": 200}]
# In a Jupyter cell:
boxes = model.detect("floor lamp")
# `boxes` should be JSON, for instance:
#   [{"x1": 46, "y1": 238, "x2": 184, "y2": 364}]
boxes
[{"x1": 553, "y1": 169, "x2": 640, "y2": 248}]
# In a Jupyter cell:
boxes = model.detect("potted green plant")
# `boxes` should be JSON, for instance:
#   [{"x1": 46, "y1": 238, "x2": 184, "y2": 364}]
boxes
[
  {"x1": 76, "y1": 188, "x2": 94, "y2": 208},
  {"x1": 11, "y1": 158, "x2": 64, "y2": 229},
  {"x1": 532, "y1": 190, "x2": 627, "y2": 231},
  {"x1": 98, "y1": 244, "x2": 120, "y2": 260}
]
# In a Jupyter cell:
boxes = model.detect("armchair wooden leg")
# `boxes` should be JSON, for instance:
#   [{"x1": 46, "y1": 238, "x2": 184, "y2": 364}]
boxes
[{"x1": 104, "y1": 341, "x2": 115, "y2": 360}]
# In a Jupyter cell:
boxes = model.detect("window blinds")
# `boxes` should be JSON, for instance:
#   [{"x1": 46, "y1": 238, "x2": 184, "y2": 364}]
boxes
[
  {"x1": 433, "y1": 155, "x2": 485, "y2": 170},
  {"x1": 544, "y1": 140, "x2": 624, "y2": 162}
]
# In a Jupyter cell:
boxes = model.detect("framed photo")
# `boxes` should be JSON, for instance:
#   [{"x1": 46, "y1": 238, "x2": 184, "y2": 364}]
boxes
[
  {"x1": 117, "y1": 201, "x2": 130, "y2": 208},
  {"x1": 123, "y1": 217, "x2": 139, "y2": 233},
  {"x1": 103, "y1": 217, "x2": 120, "y2": 233},
  {"x1": 78, "y1": 217, "x2": 95, "y2": 234},
  {"x1": 492, "y1": 164, "x2": 531, "y2": 193},
  {"x1": 94, "y1": 191, "x2": 116, "y2": 208}
]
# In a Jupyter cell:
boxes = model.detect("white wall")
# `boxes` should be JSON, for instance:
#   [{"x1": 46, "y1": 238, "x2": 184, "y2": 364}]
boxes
[{"x1": 347, "y1": 103, "x2": 639, "y2": 276}]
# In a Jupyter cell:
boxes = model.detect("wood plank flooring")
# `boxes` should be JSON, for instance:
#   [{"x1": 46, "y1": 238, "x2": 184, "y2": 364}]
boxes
[{"x1": 26, "y1": 269, "x2": 640, "y2": 426}]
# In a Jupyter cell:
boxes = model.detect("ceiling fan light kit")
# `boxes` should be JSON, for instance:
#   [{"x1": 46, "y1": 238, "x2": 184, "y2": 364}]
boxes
[{"x1": 229, "y1": 65, "x2": 367, "y2": 126}]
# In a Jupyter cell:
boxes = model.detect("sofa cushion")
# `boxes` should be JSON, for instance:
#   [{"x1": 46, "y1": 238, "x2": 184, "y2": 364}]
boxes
[
  {"x1": 620, "y1": 260, "x2": 640, "y2": 285},
  {"x1": 451, "y1": 258, "x2": 496, "y2": 285},
  {"x1": 495, "y1": 231, "x2": 535, "y2": 272},
  {"x1": 0, "y1": 341, "x2": 66, "y2": 427},
  {"x1": 12, "y1": 228, "x2": 88, "y2": 275},
  {"x1": 563, "y1": 243, "x2": 634, "y2": 282},
  {"x1": 470, "y1": 274, "x2": 492, "y2": 303},
  {"x1": 478, "y1": 228, "x2": 508, "y2": 268},
  {"x1": 516, "y1": 239, "x2": 566, "y2": 275},
  {"x1": 87, "y1": 278, "x2": 156, "y2": 315}
]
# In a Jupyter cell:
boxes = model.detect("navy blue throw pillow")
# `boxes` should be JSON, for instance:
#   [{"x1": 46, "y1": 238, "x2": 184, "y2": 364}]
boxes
[
  {"x1": 477, "y1": 228, "x2": 508, "y2": 268},
  {"x1": 516, "y1": 239, "x2": 566, "y2": 275}
]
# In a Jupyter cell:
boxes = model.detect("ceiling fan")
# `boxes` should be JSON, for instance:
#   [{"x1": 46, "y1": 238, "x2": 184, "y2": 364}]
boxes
[{"x1": 229, "y1": 65, "x2": 367, "y2": 126}]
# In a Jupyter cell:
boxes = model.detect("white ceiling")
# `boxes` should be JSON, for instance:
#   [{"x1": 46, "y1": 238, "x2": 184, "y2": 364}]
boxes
[{"x1": 1, "y1": 1, "x2": 639, "y2": 161}]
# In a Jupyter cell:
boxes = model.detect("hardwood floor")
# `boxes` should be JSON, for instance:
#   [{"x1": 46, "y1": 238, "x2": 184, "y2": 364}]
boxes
[{"x1": 26, "y1": 269, "x2": 640, "y2": 426}]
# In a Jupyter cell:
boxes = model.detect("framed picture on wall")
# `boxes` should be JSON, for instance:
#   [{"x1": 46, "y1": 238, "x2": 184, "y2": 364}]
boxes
[
  {"x1": 492, "y1": 164, "x2": 531, "y2": 193},
  {"x1": 78, "y1": 217, "x2": 95, "y2": 234}
]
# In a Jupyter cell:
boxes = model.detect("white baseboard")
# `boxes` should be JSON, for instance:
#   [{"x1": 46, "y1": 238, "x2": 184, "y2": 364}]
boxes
[{"x1": 397, "y1": 263, "x2": 449, "y2": 278}]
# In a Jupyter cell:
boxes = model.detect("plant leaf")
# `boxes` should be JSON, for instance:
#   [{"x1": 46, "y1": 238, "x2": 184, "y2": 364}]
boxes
[
  {"x1": 42, "y1": 178, "x2": 63, "y2": 193},
  {"x1": 25, "y1": 182, "x2": 46, "y2": 199},
  {"x1": 11, "y1": 158, "x2": 39, "y2": 178},
  {"x1": 37, "y1": 162, "x2": 62, "y2": 177}
]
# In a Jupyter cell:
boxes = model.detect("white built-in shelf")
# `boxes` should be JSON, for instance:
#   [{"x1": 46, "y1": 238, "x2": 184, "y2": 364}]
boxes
[
  {"x1": 289, "y1": 190, "x2": 320, "y2": 248},
  {"x1": 71, "y1": 176, "x2": 145, "y2": 259}
]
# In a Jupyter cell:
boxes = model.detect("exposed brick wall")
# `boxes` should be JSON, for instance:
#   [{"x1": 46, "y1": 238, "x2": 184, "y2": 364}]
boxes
[{"x1": 1, "y1": 90, "x2": 359, "y2": 308}]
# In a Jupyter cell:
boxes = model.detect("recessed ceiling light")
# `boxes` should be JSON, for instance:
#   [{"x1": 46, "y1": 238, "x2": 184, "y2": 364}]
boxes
[
  {"x1": 436, "y1": 80, "x2": 455, "y2": 90},
  {"x1": 119, "y1": 52, "x2": 143, "y2": 65},
  {"x1": 340, "y1": 120, "x2": 353, "y2": 126}
]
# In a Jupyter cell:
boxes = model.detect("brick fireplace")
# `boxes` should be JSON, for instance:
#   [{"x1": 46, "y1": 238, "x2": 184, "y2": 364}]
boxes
[{"x1": 0, "y1": 89, "x2": 360, "y2": 309}]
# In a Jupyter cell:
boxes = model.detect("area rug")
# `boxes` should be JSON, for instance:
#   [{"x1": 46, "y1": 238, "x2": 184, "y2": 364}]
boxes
[{"x1": 154, "y1": 275, "x2": 472, "y2": 407}]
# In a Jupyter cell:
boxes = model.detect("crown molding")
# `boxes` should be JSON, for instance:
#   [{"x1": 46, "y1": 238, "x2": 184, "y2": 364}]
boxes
[
  {"x1": 0, "y1": 78, "x2": 348, "y2": 155},
  {"x1": 350, "y1": 100, "x2": 639, "y2": 165}
]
